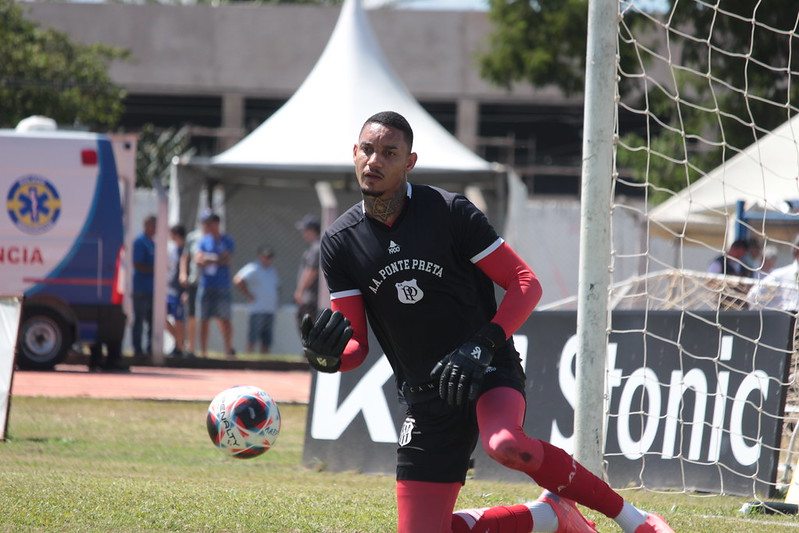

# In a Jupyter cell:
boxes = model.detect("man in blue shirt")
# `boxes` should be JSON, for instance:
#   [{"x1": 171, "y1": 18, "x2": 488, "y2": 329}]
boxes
[
  {"x1": 195, "y1": 212, "x2": 235, "y2": 358},
  {"x1": 131, "y1": 215, "x2": 156, "y2": 357}
]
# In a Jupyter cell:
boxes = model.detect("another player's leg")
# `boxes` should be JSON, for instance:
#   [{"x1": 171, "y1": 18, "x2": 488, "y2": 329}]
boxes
[
  {"x1": 246, "y1": 313, "x2": 257, "y2": 353},
  {"x1": 199, "y1": 318, "x2": 210, "y2": 358},
  {"x1": 173, "y1": 305, "x2": 186, "y2": 355},
  {"x1": 198, "y1": 286, "x2": 209, "y2": 357},
  {"x1": 261, "y1": 313, "x2": 274, "y2": 354},
  {"x1": 476, "y1": 387, "x2": 674, "y2": 533},
  {"x1": 219, "y1": 318, "x2": 234, "y2": 358},
  {"x1": 217, "y1": 289, "x2": 235, "y2": 358},
  {"x1": 185, "y1": 285, "x2": 197, "y2": 357}
]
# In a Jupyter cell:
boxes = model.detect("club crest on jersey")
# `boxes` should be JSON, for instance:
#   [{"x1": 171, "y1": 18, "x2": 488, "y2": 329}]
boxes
[
  {"x1": 399, "y1": 417, "x2": 415, "y2": 446},
  {"x1": 388, "y1": 240, "x2": 400, "y2": 254},
  {"x1": 396, "y1": 279, "x2": 423, "y2": 304}
]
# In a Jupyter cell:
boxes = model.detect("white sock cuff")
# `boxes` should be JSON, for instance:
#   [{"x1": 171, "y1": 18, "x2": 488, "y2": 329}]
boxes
[
  {"x1": 526, "y1": 502, "x2": 558, "y2": 533},
  {"x1": 614, "y1": 501, "x2": 648, "y2": 533}
]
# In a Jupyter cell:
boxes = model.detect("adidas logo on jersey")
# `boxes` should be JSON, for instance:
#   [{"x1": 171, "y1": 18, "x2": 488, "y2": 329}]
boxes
[{"x1": 388, "y1": 240, "x2": 401, "y2": 254}]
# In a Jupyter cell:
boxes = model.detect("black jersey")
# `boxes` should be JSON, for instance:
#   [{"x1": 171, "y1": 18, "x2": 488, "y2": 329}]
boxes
[{"x1": 321, "y1": 183, "x2": 518, "y2": 386}]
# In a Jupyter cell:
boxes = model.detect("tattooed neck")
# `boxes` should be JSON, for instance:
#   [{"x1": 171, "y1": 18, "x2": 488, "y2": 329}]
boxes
[{"x1": 363, "y1": 187, "x2": 407, "y2": 225}]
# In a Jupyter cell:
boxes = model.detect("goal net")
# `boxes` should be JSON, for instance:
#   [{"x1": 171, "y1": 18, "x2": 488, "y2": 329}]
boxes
[{"x1": 589, "y1": 0, "x2": 799, "y2": 499}]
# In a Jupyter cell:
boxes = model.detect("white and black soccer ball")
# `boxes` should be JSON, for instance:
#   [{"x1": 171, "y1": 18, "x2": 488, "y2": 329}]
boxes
[{"x1": 206, "y1": 385, "x2": 281, "y2": 459}]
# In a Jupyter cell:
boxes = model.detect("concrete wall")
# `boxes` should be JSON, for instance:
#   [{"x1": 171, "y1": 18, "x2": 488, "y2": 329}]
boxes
[
  {"x1": 507, "y1": 198, "x2": 717, "y2": 307},
  {"x1": 22, "y1": 2, "x2": 565, "y2": 104}
]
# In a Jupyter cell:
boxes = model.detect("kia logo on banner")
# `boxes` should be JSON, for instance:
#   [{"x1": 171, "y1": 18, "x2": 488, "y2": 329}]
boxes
[{"x1": 302, "y1": 311, "x2": 792, "y2": 497}]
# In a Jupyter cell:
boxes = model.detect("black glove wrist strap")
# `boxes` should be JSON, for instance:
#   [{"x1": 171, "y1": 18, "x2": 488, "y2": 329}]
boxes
[{"x1": 472, "y1": 322, "x2": 506, "y2": 351}]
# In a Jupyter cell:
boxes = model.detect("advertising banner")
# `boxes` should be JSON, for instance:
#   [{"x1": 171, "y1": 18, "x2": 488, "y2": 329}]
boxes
[{"x1": 303, "y1": 311, "x2": 792, "y2": 497}]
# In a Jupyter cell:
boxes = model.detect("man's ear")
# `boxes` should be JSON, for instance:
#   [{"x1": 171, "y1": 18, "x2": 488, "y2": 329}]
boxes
[{"x1": 406, "y1": 152, "x2": 418, "y2": 173}]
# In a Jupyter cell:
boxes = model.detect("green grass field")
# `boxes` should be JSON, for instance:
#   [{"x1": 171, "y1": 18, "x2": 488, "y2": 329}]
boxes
[{"x1": 2, "y1": 397, "x2": 799, "y2": 532}]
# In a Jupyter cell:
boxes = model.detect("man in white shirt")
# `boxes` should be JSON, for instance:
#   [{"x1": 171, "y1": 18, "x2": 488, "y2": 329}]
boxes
[
  {"x1": 747, "y1": 235, "x2": 799, "y2": 311},
  {"x1": 234, "y1": 246, "x2": 281, "y2": 353}
]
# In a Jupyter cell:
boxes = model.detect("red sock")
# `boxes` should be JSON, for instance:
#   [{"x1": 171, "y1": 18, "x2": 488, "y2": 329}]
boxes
[
  {"x1": 529, "y1": 440, "x2": 624, "y2": 518},
  {"x1": 476, "y1": 387, "x2": 624, "y2": 518},
  {"x1": 451, "y1": 504, "x2": 533, "y2": 533}
]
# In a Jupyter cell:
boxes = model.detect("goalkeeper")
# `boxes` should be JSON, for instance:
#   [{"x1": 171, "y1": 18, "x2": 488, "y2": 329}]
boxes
[{"x1": 301, "y1": 111, "x2": 673, "y2": 533}]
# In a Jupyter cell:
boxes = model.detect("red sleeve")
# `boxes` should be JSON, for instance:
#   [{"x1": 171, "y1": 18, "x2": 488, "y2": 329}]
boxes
[
  {"x1": 330, "y1": 294, "x2": 370, "y2": 372},
  {"x1": 476, "y1": 242, "x2": 542, "y2": 338}
]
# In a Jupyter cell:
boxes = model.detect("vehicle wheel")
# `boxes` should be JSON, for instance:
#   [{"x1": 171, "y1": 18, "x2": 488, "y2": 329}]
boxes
[{"x1": 16, "y1": 307, "x2": 73, "y2": 370}]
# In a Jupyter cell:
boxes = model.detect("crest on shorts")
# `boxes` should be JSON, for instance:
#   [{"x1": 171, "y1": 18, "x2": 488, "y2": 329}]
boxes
[
  {"x1": 395, "y1": 279, "x2": 423, "y2": 304},
  {"x1": 399, "y1": 417, "x2": 415, "y2": 446}
]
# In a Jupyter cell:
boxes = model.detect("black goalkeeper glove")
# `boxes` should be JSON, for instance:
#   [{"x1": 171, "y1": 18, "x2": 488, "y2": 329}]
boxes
[
  {"x1": 430, "y1": 322, "x2": 506, "y2": 406},
  {"x1": 300, "y1": 308, "x2": 353, "y2": 373}
]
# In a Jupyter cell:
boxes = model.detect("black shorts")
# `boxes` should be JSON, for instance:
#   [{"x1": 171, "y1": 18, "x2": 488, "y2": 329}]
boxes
[
  {"x1": 396, "y1": 361, "x2": 526, "y2": 484},
  {"x1": 186, "y1": 284, "x2": 198, "y2": 318}
]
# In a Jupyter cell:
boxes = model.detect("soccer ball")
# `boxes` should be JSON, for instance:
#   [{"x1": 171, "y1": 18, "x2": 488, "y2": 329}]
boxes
[{"x1": 206, "y1": 385, "x2": 281, "y2": 459}]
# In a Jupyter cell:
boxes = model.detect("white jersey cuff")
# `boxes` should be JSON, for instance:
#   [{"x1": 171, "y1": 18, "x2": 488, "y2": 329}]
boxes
[
  {"x1": 330, "y1": 289, "x2": 362, "y2": 300},
  {"x1": 470, "y1": 237, "x2": 504, "y2": 263}
]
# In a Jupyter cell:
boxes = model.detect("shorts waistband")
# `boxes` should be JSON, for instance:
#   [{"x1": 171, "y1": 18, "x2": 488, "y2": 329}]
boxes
[{"x1": 401, "y1": 380, "x2": 439, "y2": 404}]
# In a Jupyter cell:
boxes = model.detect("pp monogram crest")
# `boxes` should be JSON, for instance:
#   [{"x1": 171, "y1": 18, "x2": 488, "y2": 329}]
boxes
[{"x1": 395, "y1": 279, "x2": 424, "y2": 304}]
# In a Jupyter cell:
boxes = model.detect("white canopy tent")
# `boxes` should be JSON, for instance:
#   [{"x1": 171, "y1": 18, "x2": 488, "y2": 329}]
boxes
[
  {"x1": 173, "y1": 0, "x2": 503, "y2": 228},
  {"x1": 170, "y1": 0, "x2": 507, "y2": 343},
  {"x1": 647, "y1": 114, "x2": 799, "y2": 248}
]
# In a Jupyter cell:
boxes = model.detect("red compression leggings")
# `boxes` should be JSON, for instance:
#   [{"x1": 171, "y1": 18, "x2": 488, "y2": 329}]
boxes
[{"x1": 396, "y1": 387, "x2": 623, "y2": 533}]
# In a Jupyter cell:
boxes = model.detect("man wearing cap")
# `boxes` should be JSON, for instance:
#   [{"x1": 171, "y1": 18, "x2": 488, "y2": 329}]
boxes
[{"x1": 294, "y1": 214, "x2": 321, "y2": 328}]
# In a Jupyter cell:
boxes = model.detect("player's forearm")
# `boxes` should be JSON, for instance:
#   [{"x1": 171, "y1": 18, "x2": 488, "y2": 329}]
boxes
[
  {"x1": 234, "y1": 279, "x2": 254, "y2": 301},
  {"x1": 476, "y1": 243, "x2": 542, "y2": 338},
  {"x1": 331, "y1": 294, "x2": 369, "y2": 371}
]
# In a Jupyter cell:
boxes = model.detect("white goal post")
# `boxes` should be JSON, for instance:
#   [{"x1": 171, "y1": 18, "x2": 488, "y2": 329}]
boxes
[
  {"x1": 575, "y1": 0, "x2": 619, "y2": 476},
  {"x1": 577, "y1": 0, "x2": 799, "y2": 499}
]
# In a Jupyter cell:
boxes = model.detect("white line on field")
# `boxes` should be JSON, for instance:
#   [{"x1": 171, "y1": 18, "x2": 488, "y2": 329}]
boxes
[{"x1": 698, "y1": 514, "x2": 799, "y2": 529}]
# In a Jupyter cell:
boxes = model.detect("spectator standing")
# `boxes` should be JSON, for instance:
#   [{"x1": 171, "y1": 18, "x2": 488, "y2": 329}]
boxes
[
  {"x1": 166, "y1": 224, "x2": 187, "y2": 358},
  {"x1": 88, "y1": 340, "x2": 128, "y2": 372},
  {"x1": 195, "y1": 213, "x2": 235, "y2": 359},
  {"x1": 748, "y1": 235, "x2": 799, "y2": 311},
  {"x1": 294, "y1": 214, "x2": 321, "y2": 327},
  {"x1": 754, "y1": 244, "x2": 779, "y2": 280},
  {"x1": 180, "y1": 210, "x2": 211, "y2": 358},
  {"x1": 131, "y1": 215, "x2": 156, "y2": 357},
  {"x1": 745, "y1": 238, "x2": 763, "y2": 272},
  {"x1": 234, "y1": 246, "x2": 281, "y2": 354},
  {"x1": 707, "y1": 238, "x2": 753, "y2": 278}
]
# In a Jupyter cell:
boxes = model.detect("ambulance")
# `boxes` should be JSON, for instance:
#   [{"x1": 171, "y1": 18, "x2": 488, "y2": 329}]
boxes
[{"x1": 0, "y1": 117, "x2": 126, "y2": 369}]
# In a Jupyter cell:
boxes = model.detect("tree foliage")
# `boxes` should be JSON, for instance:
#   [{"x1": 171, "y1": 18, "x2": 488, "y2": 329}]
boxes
[
  {"x1": 478, "y1": 0, "x2": 589, "y2": 95},
  {"x1": 136, "y1": 124, "x2": 196, "y2": 188},
  {"x1": 0, "y1": 0, "x2": 127, "y2": 129},
  {"x1": 478, "y1": 0, "x2": 799, "y2": 201}
]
